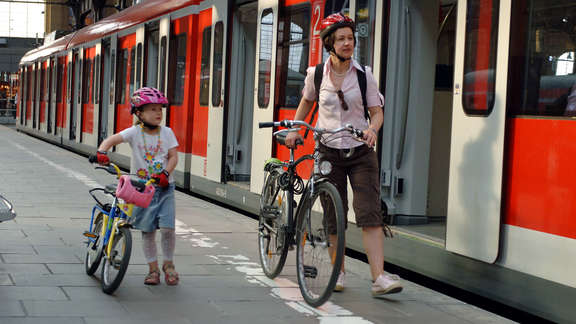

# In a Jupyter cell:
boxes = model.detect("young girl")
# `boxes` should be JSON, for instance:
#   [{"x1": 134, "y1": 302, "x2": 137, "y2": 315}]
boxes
[{"x1": 96, "y1": 87, "x2": 180, "y2": 286}]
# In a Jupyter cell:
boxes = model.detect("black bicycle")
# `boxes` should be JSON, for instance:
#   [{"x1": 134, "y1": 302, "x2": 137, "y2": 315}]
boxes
[{"x1": 258, "y1": 119, "x2": 365, "y2": 307}]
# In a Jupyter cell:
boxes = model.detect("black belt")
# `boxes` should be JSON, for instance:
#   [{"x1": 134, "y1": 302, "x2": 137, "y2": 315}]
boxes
[{"x1": 320, "y1": 143, "x2": 364, "y2": 159}]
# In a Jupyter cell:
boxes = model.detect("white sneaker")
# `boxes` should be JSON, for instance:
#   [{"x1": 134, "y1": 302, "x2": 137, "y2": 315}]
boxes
[
  {"x1": 334, "y1": 271, "x2": 345, "y2": 292},
  {"x1": 371, "y1": 274, "x2": 403, "y2": 296}
]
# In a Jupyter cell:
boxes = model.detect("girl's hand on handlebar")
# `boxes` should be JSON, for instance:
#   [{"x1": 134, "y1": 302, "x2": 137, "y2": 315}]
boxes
[
  {"x1": 96, "y1": 151, "x2": 110, "y2": 166},
  {"x1": 362, "y1": 128, "x2": 378, "y2": 148},
  {"x1": 285, "y1": 131, "x2": 303, "y2": 149}
]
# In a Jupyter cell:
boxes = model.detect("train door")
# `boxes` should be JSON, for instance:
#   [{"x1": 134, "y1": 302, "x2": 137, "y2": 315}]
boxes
[
  {"x1": 56, "y1": 55, "x2": 67, "y2": 138},
  {"x1": 103, "y1": 34, "x2": 117, "y2": 146},
  {"x1": 114, "y1": 34, "x2": 136, "y2": 157},
  {"x1": 204, "y1": 2, "x2": 227, "y2": 183},
  {"x1": 33, "y1": 62, "x2": 39, "y2": 130},
  {"x1": 167, "y1": 14, "x2": 193, "y2": 187},
  {"x1": 92, "y1": 45, "x2": 102, "y2": 146},
  {"x1": 39, "y1": 61, "x2": 47, "y2": 132},
  {"x1": 69, "y1": 50, "x2": 81, "y2": 141},
  {"x1": 188, "y1": 7, "x2": 213, "y2": 179},
  {"x1": 225, "y1": 1, "x2": 257, "y2": 187},
  {"x1": 99, "y1": 38, "x2": 112, "y2": 145},
  {"x1": 81, "y1": 46, "x2": 96, "y2": 145},
  {"x1": 374, "y1": 0, "x2": 456, "y2": 243},
  {"x1": 446, "y1": 1, "x2": 511, "y2": 263},
  {"x1": 250, "y1": 0, "x2": 279, "y2": 194},
  {"x1": 48, "y1": 57, "x2": 56, "y2": 134}
]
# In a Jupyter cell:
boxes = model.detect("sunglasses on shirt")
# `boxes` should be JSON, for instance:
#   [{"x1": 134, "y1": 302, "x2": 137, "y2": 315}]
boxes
[{"x1": 337, "y1": 90, "x2": 349, "y2": 111}]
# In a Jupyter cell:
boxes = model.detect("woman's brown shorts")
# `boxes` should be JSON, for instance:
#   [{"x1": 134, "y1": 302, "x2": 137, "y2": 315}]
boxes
[{"x1": 318, "y1": 144, "x2": 383, "y2": 234}]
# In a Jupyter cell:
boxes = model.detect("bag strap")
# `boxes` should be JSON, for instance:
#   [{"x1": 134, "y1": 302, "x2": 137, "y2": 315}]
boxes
[
  {"x1": 357, "y1": 65, "x2": 369, "y2": 121},
  {"x1": 304, "y1": 63, "x2": 324, "y2": 139}
]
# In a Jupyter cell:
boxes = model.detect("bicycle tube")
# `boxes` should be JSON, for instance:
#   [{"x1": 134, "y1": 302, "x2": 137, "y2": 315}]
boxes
[{"x1": 106, "y1": 217, "x2": 120, "y2": 257}]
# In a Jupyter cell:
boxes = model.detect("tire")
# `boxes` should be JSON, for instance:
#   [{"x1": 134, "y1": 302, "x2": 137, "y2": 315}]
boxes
[
  {"x1": 258, "y1": 170, "x2": 290, "y2": 279},
  {"x1": 296, "y1": 181, "x2": 345, "y2": 307},
  {"x1": 85, "y1": 214, "x2": 104, "y2": 276},
  {"x1": 101, "y1": 226, "x2": 132, "y2": 294}
]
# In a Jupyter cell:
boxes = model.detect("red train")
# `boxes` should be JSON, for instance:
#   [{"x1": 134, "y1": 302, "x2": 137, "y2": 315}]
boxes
[{"x1": 17, "y1": 0, "x2": 576, "y2": 321}]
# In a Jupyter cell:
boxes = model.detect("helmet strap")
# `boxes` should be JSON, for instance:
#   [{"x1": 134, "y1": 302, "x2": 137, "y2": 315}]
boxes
[
  {"x1": 330, "y1": 49, "x2": 351, "y2": 62},
  {"x1": 137, "y1": 116, "x2": 159, "y2": 130}
]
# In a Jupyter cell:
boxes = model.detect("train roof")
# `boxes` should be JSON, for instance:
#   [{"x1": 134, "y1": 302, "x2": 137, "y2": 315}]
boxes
[
  {"x1": 20, "y1": 0, "x2": 200, "y2": 65},
  {"x1": 20, "y1": 33, "x2": 75, "y2": 66}
]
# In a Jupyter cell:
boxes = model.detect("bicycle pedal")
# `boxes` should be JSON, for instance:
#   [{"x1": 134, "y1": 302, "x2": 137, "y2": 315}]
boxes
[
  {"x1": 83, "y1": 231, "x2": 98, "y2": 239},
  {"x1": 303, "y1": 265, "x2": 318, "y2": 279}
]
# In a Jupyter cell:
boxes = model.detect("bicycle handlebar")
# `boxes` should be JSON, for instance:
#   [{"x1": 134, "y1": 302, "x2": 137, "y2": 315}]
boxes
[{"x1": 259, "y1": 119, "x2": 365, "y2": 139}]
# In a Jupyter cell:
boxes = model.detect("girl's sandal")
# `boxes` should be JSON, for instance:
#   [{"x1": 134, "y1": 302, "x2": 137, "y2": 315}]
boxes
[
  {"x1": 144, "y1": 270, "x2": 161, "y2": 285},
  {"x1": 162, "y1": 263, "x2": 179, "y2": 286}
]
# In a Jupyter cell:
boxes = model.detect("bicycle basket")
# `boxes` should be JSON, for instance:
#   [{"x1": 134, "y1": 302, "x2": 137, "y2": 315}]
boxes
[{"x1": 115, "y1": 175, "x2": 155, "y2": 208}]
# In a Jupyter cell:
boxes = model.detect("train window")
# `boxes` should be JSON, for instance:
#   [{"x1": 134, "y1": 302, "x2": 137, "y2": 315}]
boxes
[
  {"x1": 130, "y1": 46, "x2": 136, "y2": 97},
  {"x1": 323, "y1": 0, "x2": 349, "y2": 16},
  {"x1": 212, "y1": 21, "x2": 224, "y2": 107},
  {"x1": 39, "y1": 66, "x2": 45, "y2": 103},
  {"x1": 462, "y1": 0, "x2": 499, "y2": 116},
  {"x1": 110, "y1": 50, "x2": 115, "y2": 105},
  {"x1": 276, "y1": 4, "x2": 310, "y2": 108},
  {"x1": 136, "y1": 43, "x2": 142, "y2": 90},
  {"x1": 508, "y1": 0, "x2": 576, "y2": 117},
  {"x1": 117, "y1": 49, "x2": 128, "y2": 104},
  {"x1": 258, "y1": 9, "x2": 274, "y2": 108},
  {"x1": 82, "y1": 58, "x2": 92, "y2": 104},
  {"x1": 159, "y1": 36, "x2": 167, "y2": 93},
  {"x1": 168, "y1": 33, "x2": 187, "y2": 105},
  {"x1": 146, "y1": 30, "x2": 159, "y2": 88},
  {"x1": 56, "y1": 62, "x2": 63, "y2": 103},
  {"x1": 94, "y1": 55, "x2": 100, "y2": 104},
  {"x1": 354, "y1": 0, "x2": 376, "y2": 66},
  {"x1": 199, "y1": 26, "x2": 212, "y2": 106}
]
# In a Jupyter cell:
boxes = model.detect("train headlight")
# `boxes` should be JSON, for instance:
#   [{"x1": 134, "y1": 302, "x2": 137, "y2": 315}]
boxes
[{"x1": 319, "y1": 161, "x2": 332, "y2": 176}]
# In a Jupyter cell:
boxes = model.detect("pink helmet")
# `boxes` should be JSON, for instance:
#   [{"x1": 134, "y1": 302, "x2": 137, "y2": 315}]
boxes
[{"x1": 130, "y1": 87, "x2": 169, "y2": 114}]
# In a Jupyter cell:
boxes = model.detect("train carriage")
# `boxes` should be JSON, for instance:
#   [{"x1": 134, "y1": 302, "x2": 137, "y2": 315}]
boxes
[{"x1": 16, "y1": 0, "x2": 576, "y2": 322}]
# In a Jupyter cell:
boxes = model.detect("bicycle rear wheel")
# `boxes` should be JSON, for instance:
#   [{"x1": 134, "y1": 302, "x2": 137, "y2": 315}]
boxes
[
  {"x1": 85, "y1": 214, "x2": 104, "y2": 275},
  {"x1": 101, "y1": 226, "x2": 132, "y2": 294},
  {"x1": 296, "y1": 181, "x2": 345, "y2": 307},
  {"x1": 258, "y1": 170, "x2": 290, "y2": 278}
]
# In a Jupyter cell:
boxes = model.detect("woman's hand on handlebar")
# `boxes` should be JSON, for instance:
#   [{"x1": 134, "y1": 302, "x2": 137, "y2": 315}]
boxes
[
  {"x1": 285, "y1": 131, "x2": 303, "y2": 149},
  {"x1": 362, "y1": 128, "x2": 378, "y2": 148}
]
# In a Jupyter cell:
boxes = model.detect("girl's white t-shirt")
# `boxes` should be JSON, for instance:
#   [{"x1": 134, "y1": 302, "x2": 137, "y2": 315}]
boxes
[{"x1": 119, "y1": 125, "x2": 179, "y2": 183}]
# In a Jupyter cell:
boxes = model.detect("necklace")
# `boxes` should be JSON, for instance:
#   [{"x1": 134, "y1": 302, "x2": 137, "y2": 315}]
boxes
[{"x1": 140, "y1": 125, "x2": 163, "y2": 176}]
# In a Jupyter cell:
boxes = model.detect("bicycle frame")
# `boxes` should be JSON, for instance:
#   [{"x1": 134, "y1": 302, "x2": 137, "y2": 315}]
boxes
[{"x1": 271, "y1": 130, "x2": 328, "y2": 245}]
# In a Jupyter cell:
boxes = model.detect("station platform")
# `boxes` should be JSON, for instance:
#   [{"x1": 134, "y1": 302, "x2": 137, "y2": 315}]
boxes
[{"x1": 0, "y1": 125, "x2": 514, "y2": 324}]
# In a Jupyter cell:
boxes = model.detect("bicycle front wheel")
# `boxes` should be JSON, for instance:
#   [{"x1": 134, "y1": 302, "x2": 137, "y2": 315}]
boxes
[
  {"x1": 258, "y1": 170, "x2": 289, "y2": 278},
  {"x1": 85, "y1": 214, "x2": 104, "y2": 275},
  {"x1": 296, "y1": 181, "x2": 345, "y2": 307},
  {"x1": 101, "y1": 226, "x2": 132, "y2": 294}
]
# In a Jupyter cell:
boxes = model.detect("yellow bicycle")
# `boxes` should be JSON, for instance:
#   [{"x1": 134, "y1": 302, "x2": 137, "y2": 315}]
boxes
[{"x1": 83, "y1": 157, "x2": 155, "y2": 294}]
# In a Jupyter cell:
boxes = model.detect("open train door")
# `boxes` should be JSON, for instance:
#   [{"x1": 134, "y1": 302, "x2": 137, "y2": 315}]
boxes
[
  {"x1": 250, "y1": 0, "x2": 279, "y2": 194},
  {"x1": 446, "y1": 0, "x2": 512, "y2": 263},
  {"x1": 224, "y1": 1, "x2": 258, "y2": 187}
]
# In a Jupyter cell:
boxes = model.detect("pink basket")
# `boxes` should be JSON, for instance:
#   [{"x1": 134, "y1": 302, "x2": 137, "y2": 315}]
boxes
[{"x1": 115, "y1": 175, "x2": 155, "y2": 208}]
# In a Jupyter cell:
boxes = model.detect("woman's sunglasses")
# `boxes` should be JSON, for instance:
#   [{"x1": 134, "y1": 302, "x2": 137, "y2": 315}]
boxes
[{"x1": 337, "y1": 90, "x2": 349, "y2": 111}]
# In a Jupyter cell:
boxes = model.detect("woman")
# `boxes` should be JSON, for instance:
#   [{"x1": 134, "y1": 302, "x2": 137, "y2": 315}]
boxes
[{"x1": 285, "y1": 13, "x2": 402, "y2": 296}]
